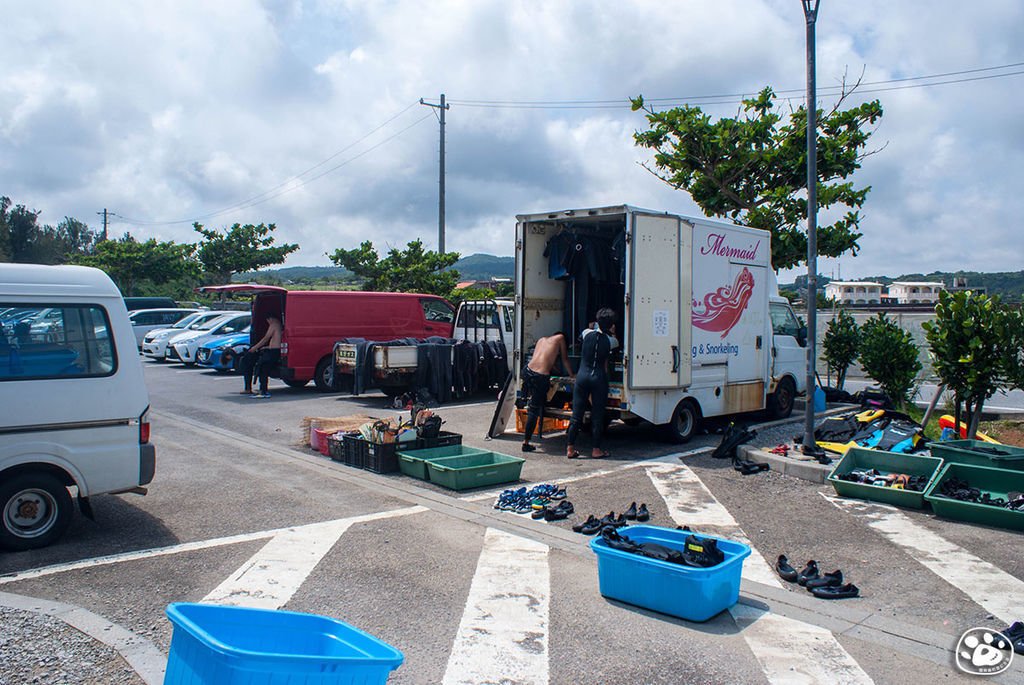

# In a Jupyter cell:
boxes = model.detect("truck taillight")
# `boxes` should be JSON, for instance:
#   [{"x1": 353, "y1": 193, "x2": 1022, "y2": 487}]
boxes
[{"x1": 140, "y1": 410, "x2": 151, "y2": 444}]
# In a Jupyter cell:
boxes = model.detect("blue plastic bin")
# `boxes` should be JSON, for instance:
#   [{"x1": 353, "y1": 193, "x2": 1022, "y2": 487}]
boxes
[
  {"x1": 164, "y1": 603, "x2": 403, "y2": 685},
  {"x1": 589, "y1": 525, "x2": 751, "y2": 622}
]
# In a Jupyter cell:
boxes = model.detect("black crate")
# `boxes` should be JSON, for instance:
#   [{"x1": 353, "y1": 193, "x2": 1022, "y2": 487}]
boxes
[
  {"x1": 420, "y1": 431, "x2": 462, "y2": 449},
  {"x1": 339, "y1": 432, "x2": 366, "y2": 469},
  {"x1": 326, "y1": 434, "x2": 346, "y2": 463}
]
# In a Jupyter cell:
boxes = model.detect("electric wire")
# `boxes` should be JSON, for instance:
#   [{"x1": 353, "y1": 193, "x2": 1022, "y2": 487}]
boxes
[
  {"x1": 446, "y1": 61, "x2": 1024, "y2": 109},
  {"x1": 113, "y1": 103, "x2": 427, "y2": 227}
]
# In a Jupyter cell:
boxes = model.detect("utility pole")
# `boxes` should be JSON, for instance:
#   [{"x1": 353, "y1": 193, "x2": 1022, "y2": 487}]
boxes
[
  {"x1": 420, "y1": 94, "x2": 449, "y2": 254},
  {"x1": 96, "y1": 208, "x2": 109, "y2": 241},
  {"x1": 801, "y1": 0, "x2": 824, "y2": 459}
]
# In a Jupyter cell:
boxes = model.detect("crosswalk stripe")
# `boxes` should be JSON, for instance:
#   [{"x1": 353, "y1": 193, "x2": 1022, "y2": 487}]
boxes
[
  {"x1": 442, "y1": 528, "x2": 550, "y2": 685},
  {"x1": 824, "y1": 493, "x2": 1024, "y2": 624},
  {"x1": 647, "y1": 463, "x2": 873, "y2": 685},
  {"x1": 202, "y1": 506, "x2": 426, "y2": 609}
]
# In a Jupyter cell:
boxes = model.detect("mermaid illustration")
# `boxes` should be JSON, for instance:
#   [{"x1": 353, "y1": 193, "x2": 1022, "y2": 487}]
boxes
[{"x1": 692, "y1": 267, "x2": 755, "y2": 338}]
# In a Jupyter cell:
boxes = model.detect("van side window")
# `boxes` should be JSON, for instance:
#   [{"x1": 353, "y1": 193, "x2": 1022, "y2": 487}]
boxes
[
  {"x1": 421, "y1": 299, "x2": 455, "y2": 324},
  {"x1": 502, "y1": 307, "x2": 513, "y2": 333},
  {"x1": 456, "y1": 304, "x2": 500, "y2": 329},
  {"x1": 0, "y1": 304, "x2": 117, "y2": 381},
  {"x1": 770, "y1": 303, "x2": 802, "y2": 338}
]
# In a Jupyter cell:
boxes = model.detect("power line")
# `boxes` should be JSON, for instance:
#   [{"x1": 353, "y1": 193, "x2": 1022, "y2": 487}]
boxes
[
  {"x1": 113, "y1": 103, "x2": 428, "y2": 227},
  {"x1": 446, "y1": 60, "x2": 1024, "y2": 109}
]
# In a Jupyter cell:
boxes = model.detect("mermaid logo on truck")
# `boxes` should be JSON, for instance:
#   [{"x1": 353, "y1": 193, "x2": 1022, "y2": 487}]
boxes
[{"x1": 692, "y1": 267, "x2": 755, "y2": 338}]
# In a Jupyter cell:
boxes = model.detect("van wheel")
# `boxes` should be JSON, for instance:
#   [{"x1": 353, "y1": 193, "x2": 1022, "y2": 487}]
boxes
[
  {"x1": 663, "y1": 399, "x2": 701, "y2": 444},
  {"x1": 767, "y1": 377, "x2": 796, "y2": 419},
  {"x1": 313, "y1": 357, "x2": 338, "y2": 392},
  {"x1": 0, "y1": 472, "x2": 73, "y2": 551}
]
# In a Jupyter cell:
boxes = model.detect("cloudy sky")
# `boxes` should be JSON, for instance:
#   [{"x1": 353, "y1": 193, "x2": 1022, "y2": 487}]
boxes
[{"x1": 3, "y1": 1, "x2": 1022, "y2": 280}]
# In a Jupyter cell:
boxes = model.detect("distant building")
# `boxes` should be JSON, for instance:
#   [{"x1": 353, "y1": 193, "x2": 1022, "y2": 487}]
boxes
[
  {"x1": 455, "y1": 277, "x2": 512, "y2": 291},
  {"x1": 824, "y1": 281, "x2": 884, "y2": 305},
  {"x1": 949, "y1": 276, "x2": 987, "y2": 295},
  {"x1": 887, "y1": 281, "x2": 944, "y2": 304}
]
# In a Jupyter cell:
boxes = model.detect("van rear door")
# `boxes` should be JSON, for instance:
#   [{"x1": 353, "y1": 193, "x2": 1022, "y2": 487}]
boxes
[{"x1": 626, "y1": 212, "x2": 691, "y2": 389}]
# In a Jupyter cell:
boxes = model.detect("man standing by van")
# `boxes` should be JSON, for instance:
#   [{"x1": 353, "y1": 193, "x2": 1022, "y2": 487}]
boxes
[
  {"x1": 249, "y1": 315, "x2": 282, "y2": 399},
  {"x1": 521, "y1": 332, "x2": 574, "y2": 452}
]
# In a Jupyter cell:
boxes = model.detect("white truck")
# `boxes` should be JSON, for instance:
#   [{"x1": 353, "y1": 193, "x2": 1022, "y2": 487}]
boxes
[
  {"x1": 334, "y1": 299, "x2": 515, "y2": 397},
  {"x1": 487, "y1": 205, "x2": 808, "y2": 442}
]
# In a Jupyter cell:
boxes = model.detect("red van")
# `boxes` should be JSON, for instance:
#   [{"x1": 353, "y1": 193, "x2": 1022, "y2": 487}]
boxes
[{"x1": 198, "y1": 286, "x2": 455, "y2": 391}]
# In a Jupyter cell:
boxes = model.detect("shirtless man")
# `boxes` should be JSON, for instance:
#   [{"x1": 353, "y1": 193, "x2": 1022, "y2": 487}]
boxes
[
  {"x1": 521, "y1": 331, "x2": 574, "y2": 452},
  {"x1": 249, "y1": 315, "x2": 282, "y2": 399}
]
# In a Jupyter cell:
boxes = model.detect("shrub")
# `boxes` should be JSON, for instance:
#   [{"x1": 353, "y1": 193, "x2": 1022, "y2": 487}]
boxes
[
  {"x1": 822, "y1": 309, "x2": 860, "y2": 390},
  {"x1": 858, "y1": 313, "x2": 922, "y2": 405}
]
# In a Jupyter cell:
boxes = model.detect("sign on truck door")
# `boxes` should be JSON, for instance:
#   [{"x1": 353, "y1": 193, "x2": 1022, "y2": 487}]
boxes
[{"x1": 627, "y1": 212, "x2": 691, "y2": 389}]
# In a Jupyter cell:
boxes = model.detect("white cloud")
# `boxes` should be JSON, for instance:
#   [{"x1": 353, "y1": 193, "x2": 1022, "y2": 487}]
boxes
[{"x1": 1, "y1": 0, "x2": 1023, "y2": 278}]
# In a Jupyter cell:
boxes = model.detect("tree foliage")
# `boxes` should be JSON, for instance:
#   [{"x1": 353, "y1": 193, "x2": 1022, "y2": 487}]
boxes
[
  {"x1": 923, "y1": 290, "x2": 1021, "y2": 437},
  {"x1": 329, "y1": 239, "x2": 460, "y2": 296},
  {"x1": 0, "y1": 197, "x2": 100, "y2": 264},
  {"x1": 858, "y1": 313, "x2": 922, "y2": 404},
  {"x1": 631, "y1": 87, "x2": 883, "y2": 270},
  {"x1": 194, "y1": 222, "x2": 299, "y2": 285},
  {"x1": 72, "y1": 234, "x2": 200, "y2": 296},
  {"x1": 822, "y1": 309, "x2": 860, "y2": 390}
]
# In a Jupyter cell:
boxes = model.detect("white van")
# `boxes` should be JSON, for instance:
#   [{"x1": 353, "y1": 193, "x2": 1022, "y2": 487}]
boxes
[{"x1": 0, "y1": 264, "x2": 155, "y2": 550}]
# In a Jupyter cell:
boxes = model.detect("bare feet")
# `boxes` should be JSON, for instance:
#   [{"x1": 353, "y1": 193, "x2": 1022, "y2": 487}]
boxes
[{"x1": 567, "y1": 447, "x2": 580, "y2": 459}]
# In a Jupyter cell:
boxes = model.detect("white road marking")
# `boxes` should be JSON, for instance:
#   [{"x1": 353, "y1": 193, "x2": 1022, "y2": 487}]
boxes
[
  {"x1": 203, "y1": 507, "x2": 424, "y2": 609},
  {"x1": 0, "y1": 506, "x2": 425, "y2": 586},
  {"x1": 824, "y1": 493, "x2": 1024, "y2": 624},
  {"x1": 461, "y1": 447, "x2": 714, "y2": 502},
  {"x1": 647, "y1": 463, "x2": 873, "y2": 685},
  {"x1": 442, "y1": 527, "x2": 550, "y2": 685}
]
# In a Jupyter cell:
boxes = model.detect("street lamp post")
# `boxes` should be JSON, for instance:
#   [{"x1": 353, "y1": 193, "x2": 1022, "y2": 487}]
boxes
[{"x1": 802, "y1": 0, "x2": 824, "y2": 458}]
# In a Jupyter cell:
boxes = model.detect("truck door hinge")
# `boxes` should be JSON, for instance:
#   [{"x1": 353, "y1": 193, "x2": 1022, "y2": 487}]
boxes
[
  {"x1": 624, "y1": 231, "x2": 632, "y2": 244},
  {"x1": 515, "y1": 238, "x2": 523, "y2": 250},
  {"x1": 624, "y1": 293, "x2": 631, "y2": 306}
]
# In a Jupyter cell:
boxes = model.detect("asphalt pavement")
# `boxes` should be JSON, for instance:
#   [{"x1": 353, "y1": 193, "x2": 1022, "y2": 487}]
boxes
[{"x1": 1, "y1": 360, "x2": 1022, "y2": 684}]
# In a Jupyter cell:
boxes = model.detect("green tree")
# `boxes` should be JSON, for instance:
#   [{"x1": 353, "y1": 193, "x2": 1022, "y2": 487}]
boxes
[
  {"x1": 822, "y1": 309, "x2": 860, "y2": 390},
  {"x1": 0, "y1": 197, "x2": 100, "y2": 264},
  {"x1": 72, "y1": 234, "x2": 200, "y2": 296},
  {"x1": 631, "y1": 87, "x2": 883, "y2": 270},
  {"x1": 923, "y1": 290, "x2": 1011, "y2": 438},
  {"x1": 858, "y1": 312, "x2": 921, "y2": 405},
  {"x1": 194, "y1": 222, "x2": 299, "y2": 285},
  {"x1": 329, "y1": 239, "x2": 460, "y2": 296},
  {"x1": 1001, "y1": 306, "x2": 1024, "y2": 395}
]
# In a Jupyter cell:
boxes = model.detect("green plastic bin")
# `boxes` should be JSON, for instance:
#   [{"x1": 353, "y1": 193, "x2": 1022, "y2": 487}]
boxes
[
  {"x1": 929, "y1": 440, "x2": 1024, "y2": 472},
  {"x1": 828, "y1": 447, "x2": 943, "y2": 509},
  {"x1": 397, "y1": 445, "x2": 488, "y2": 481},
  {"x1": 924, "y1": 462, "x2": 1024, "y2": 531},
  {"x1": 424, "y1": 451, "x2": 525, "y2": 491}
]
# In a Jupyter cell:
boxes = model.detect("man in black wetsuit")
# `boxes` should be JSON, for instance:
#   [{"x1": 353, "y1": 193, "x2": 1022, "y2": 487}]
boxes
[{"x1": 566, "y1": 308, "x2": 617, "y2": 459}]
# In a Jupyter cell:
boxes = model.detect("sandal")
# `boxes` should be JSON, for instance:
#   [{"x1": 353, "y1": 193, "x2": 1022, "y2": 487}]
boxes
[
  {"x1": 591, "y1": 450, "x2": 610, "y2": 459},
  {"x1": 567, "y1": 449, "x2": 581, "y2": 459}
]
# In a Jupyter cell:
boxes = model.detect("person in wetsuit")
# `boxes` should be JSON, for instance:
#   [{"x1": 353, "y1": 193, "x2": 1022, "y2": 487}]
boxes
[
  {"x1": 566, "y1": 308, "x2": 617, "y2": 459},
  {"x1": 521, "y1": 331, "x2": 574, "y2": 452}
]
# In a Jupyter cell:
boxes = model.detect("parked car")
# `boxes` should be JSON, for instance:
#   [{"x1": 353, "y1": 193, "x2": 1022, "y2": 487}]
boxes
[
  {"x1": 168, "y1": 312, "x2": 252, "y2": 365},
  {"x1": 128, "y1": 308, "x2": 199, "y2": 348},
  {"x1": 141, "y1": 310, "x2": 231, "y2": 360},
  {"x1": 0, "y1": 264, "x2": 155, "y2": 550},
  {"x1": 196, "y1": 328, "x2": 251, "y2": 373},
  {"x1": 123, "y1": 296, "x2": 178, "y2": 311}
]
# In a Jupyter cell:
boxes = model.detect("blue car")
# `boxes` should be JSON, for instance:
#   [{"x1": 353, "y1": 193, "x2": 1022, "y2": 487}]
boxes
[{"x1": 196, "y1": 329, "x2": 251, "y2": 373}]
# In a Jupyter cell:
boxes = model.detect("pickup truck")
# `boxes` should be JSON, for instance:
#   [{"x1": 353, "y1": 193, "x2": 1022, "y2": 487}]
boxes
[{"x1": 334, "y1": 299, "x2": 514, "y2": 397}]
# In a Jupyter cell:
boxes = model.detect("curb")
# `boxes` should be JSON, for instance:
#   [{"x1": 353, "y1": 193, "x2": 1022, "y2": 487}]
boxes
[
  {"x1": 739, "y1": 445, "x2": 832, "y2": 484},
  {"x1": 0, "y1": 591, "x2": 166, "y2": 685}
]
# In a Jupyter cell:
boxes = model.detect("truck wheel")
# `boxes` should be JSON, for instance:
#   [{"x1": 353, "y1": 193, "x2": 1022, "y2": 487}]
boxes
[
  {"x1": 663, "y1": 399, "x2": 701, "y2": 444},
  {"x1": 767, "y1": 377, "x2": 796, "y2": 419},
  {"x1": 313, "y1": 357, "x2": 339, "y2": 392},
  {"x1": 0, "y1": 472, "x2": 74, "y2": 551},
  {"x1": 283, "y1": 379, "x2": 309, "y2": 389}
]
